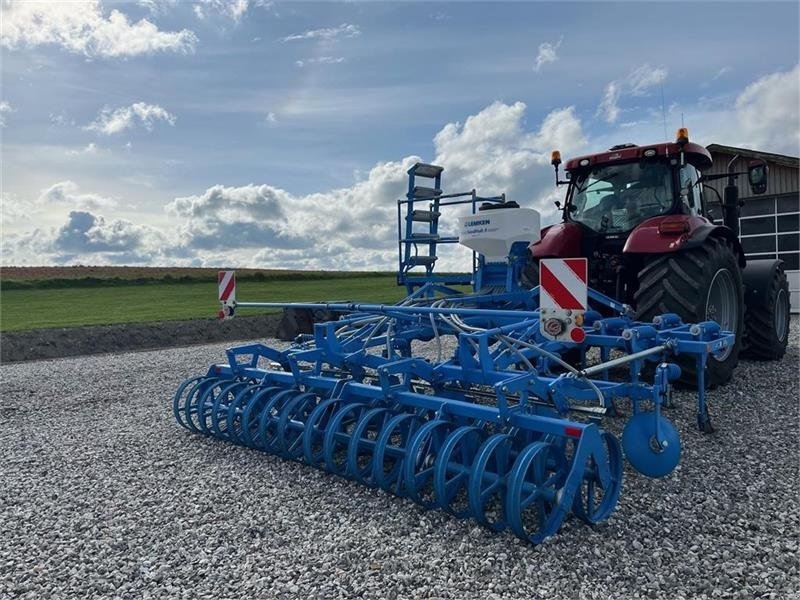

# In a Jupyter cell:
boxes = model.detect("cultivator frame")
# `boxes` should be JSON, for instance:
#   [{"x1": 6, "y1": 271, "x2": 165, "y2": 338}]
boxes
[{"x1": 174, "y1": 163, "x2": 735, "y2": 544}]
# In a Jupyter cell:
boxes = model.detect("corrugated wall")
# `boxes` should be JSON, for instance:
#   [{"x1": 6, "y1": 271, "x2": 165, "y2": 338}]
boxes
[
  {"x1": 705, "y1": 149, "x2": 799, "y2": 312},
  {"x1": 704, "y1": 155, "x2": 798, "y2": 195}
]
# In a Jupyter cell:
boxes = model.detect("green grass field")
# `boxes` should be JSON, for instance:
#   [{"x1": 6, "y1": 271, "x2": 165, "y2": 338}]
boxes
[{"x1": 0, "y1": 274, "x2": 406, "y2": 332}]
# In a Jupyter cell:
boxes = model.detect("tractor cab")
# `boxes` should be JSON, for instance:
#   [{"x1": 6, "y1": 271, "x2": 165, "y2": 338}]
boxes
[
  {"x1": 563, "y1": 139, "x2": 712, "y2": 235},
  {"x1": 555, "y1": 131, "x2": 715, "y2": 235}
]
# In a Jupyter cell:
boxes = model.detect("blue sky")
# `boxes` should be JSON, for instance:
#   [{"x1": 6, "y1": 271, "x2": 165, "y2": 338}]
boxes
[{"x1": 1, "y1": 1, "x2": 798, "y2": 269}]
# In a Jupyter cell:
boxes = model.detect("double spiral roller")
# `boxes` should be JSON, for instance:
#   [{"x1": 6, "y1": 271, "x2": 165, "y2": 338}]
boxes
[{"x1": 173, "y1": 374, "x2": 623, "y2": 545}]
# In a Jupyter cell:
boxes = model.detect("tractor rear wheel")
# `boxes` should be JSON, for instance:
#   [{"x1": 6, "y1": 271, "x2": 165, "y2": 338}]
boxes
[
  {"x1": 742, "y1": 263, "x2": 790, "y2": 360},
  {"x1": 634, "y1": 237, "x2": 743, "y2": 388}
]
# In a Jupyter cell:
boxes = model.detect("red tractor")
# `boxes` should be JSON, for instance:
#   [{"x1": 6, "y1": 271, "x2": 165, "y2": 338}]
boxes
[{"x1": 524, "y1": 128, "x2": 791, "y2": 389}]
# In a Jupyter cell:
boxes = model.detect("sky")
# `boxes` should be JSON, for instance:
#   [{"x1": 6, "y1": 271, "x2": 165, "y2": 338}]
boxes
[{"x1": 1, "y1": 0, "x2": 798, "y2": 270}]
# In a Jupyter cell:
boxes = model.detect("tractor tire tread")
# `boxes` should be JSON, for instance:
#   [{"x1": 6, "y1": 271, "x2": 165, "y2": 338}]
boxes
[
  {"x1": 741, "y1": 264, "x2": 790, "y2": 360},
  {"x1": 634, "y1": 236, "x2": 743, "y2": 388}
]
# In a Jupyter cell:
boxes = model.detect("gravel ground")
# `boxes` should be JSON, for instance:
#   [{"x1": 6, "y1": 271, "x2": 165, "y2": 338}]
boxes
[{"x1": 1, "y1": 319, "x2": 798, "y2": 600}]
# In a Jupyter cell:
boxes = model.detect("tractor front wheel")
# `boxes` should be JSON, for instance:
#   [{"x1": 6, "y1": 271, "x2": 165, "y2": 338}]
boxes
[{"x1": 634, "y1": 237, "x2": 744, "y2": 388}]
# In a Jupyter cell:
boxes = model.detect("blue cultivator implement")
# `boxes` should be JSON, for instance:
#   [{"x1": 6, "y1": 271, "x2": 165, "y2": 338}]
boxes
[{"x1": 174, "y1": 163, "x2": 734, "y2": 544}]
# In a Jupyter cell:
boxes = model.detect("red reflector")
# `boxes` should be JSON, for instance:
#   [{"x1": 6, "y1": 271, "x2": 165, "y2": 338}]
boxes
[
  {"x1": 570, "y1": 327, "x2": 586, "y2": 343},
  {"x1": 565, "y1": 426, "x2": 582, "y2": 438},
  {"x1": 658, "y1": 221, "x2": 689, "y2": 234}
]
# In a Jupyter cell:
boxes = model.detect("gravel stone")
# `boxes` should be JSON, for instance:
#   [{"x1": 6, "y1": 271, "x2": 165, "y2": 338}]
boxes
[{"x1": 0, "y1": 318, "x2": 798, "y2": 599}]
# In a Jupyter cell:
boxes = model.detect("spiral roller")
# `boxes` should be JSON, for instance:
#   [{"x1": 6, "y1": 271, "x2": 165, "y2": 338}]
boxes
[{"x1": 175, "y1": 372, "x2": 624, "y2": 544}]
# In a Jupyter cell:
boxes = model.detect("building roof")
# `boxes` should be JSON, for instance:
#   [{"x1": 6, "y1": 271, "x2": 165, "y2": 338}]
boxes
[{"x1": 706, "y1": 143, "x2": 799, "y2": 168}]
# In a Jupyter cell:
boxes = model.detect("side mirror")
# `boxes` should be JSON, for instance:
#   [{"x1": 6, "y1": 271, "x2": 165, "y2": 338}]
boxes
[{"x1": 748, "y1": 161, "x2": 769, "y2": 195}]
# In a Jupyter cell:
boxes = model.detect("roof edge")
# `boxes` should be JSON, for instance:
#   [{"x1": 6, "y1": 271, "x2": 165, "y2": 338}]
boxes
[{"x1": 706, "y1": 143, "x2": 799, "y2": 168}]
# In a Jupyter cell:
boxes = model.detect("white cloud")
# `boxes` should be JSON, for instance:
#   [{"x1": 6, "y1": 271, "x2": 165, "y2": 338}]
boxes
[
  {"x1": 627, "y1": 64, "x2": 668, "y2": 96},
  {"x1": 2, "y1": 180, "x2": 118, "y2": 237},
  {"x1": 433, "y1": 101, "x2": 585, "y2": 229},
  {"x1": 38, "y1": 181, "x2": 116, "y2": 210},
  {"x1": 0, "y1": 192, "x2": 29, "y2": 226},
  {"x1": 265, "y1": 112, "x2": 277, "y2": 123},
  {"x1": 592, "y1": 65, "x2": 798, "y2": 157},
  {"x1": 712, "y1": 66, "x2": 732, "y2": 81},
  {"x1": 295, "y1": 56, "x2": 345, "y2": 68},
  {"x1": 45, "y1": 210, "x2": 168, "y2": 264},
  {"x1": 85, "y1": 102, "x2": 176, "y2": 135},
  {"x1": 1, "y1": 0, "x2": 197, "y2": 58},
  {"x1": 597, "y1": 82, "x2": 621, "y2": 123},
  {"x1": 281, "y1": 23, "x2": 360, "y2": 43},
  {"x1": 596, "y1": 64, "x2": 667, "y2": 123},
  {"x1": 533, "y1": 36, "x2": 562, "y2": 72},
  {"x1": 66, "y1": 142, "x2": 103, "y2": 156},
  {"x1": 190, "y1": 0, "x2": 250, "y2": 21},
  {"x1": 731, "y1": 65, "x2": 799, "y2": 154},
  {"x1": 0, "y1": 100, "x2": 13, "y2": 127},
  {"x1": 136, "y1": 0, "x2": 179, "y2": 15},
  {"x1": 49, "y1": 111, "x2": 74, "y2": 127}
]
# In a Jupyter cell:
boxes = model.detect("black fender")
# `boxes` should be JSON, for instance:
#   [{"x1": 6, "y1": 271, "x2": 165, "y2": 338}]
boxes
[
  {"x1": 682, "y1": 224, "x2": 746, "y2": 268},
  {"x1": 741, "y1": 258, "x2": 785, "y2": 311}
]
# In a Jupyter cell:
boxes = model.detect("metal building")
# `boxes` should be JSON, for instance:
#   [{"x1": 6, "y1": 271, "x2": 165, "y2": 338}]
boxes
[{"x1": 705, "y1": 144, "x2": 800, "y2": 312}]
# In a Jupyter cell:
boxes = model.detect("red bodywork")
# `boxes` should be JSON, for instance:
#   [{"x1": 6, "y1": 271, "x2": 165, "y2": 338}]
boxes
[
  {"x1": 532, "y1": 222, "x2": 582, "y2": 258},
  {"x1": 531, "y1": 215, "x2": 713, "y2": 257},
  {"x1": 623, "y1": 214, "x2": 712, "y2": 253},
  {"x1": 564, "y1": 141, "x2": 712, "y2": 171}
]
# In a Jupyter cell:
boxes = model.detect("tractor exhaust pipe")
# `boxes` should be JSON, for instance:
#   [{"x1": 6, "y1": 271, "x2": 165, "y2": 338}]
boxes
[{"x1": 723, "y1": 154, "x2": 741, "y2": 237}]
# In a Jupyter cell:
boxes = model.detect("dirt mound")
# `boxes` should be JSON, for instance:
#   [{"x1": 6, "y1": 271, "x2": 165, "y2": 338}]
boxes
[{"x1": 0, "y1": 314, "x2": 283, "y2": 363}]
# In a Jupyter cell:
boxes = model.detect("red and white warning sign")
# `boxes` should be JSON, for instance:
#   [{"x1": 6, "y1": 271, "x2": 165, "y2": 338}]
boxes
[
  {"x1": 218, "y1": 270, "x2": 236, "y2": 319},
  {"x1": 539, "y1": 258, "x2": 588, "y2": 343}
]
